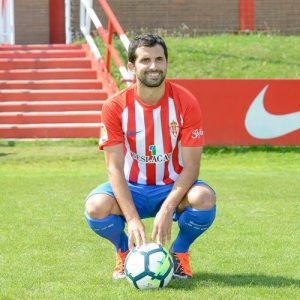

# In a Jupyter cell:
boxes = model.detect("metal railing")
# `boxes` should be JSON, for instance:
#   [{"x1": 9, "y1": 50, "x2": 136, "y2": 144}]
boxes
[
  {"x1": 65, "y1": 0, "x2": 72, "y2": 44},
  {"x1": 80, "y1": 0, "x2": 133, "y2": 84},
  {"x1": 0, "y1": 0, "x2": 15, "y2": 44}
]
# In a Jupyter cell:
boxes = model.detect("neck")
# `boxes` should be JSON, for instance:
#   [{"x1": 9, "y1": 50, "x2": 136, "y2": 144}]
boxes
[{"x1": 136, "y1": 81, "x2": 165, "y2": 105}]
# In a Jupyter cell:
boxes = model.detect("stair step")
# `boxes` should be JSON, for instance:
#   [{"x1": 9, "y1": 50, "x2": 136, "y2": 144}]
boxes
[
  {"x1": 0, "y1": 79, "x2": 102, "y2": 90},
  {"x1": 0, "y1": 49, "x2": 87, "y2": 59},
  {"x1": 0, "y1": 43, "x2": 113, "y2": 139},
  {"x1": 0, "y1": 89, "x2": 107, "y2": 101},
  {"x1": 0, "y1": 44, "x2": 83, "y2": 51},
  {"x1": 0, "y1": 123, "x2": 100, "y2": 138},
  {"x1": 0, "y1": 100, "x2": 105, "y2": 112},
  {"x1": 0, "y1": 69, "x2": 97, "y2": 80},
  {"x1": 0, "y1": 58, "x2": 91, "y2": 69},
  {"x1": 0, "y1": 111, "x2": 101, "y2": 124}
]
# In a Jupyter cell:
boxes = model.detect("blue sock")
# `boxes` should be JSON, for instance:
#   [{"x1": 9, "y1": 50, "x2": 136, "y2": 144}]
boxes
[
  {"x1": 85, "y1": 212, "x2": 128, "y2": 252},
  {"x1": 171, "y1": 206, "x2": 216, "y2": 253}
]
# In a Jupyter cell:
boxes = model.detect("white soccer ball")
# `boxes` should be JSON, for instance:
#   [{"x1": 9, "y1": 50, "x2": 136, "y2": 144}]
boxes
[{"x1": 124, "y1": 242, "x2": 174, "y2": 289}]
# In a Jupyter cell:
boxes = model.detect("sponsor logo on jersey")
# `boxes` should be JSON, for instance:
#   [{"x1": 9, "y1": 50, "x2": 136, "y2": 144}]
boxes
[
  {"x1": 130, "y1": 151, "x2": 171, "y2": 164},
  {"x1": 149, "y1": 144, "x2": 157, "y2": 155},
  {"x1": 99, "y1": 123, "x2": 108, "y2": 144},
  {"x1": 191, "y1": 128, "x2": 204, "y2": 139},
  {"x1": 169, "y1": 120, "x2": 179, "y2": 137}
]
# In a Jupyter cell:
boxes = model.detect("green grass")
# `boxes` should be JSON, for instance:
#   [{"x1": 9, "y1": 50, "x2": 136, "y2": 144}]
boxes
[
  {"x1": 165, "y1": 34, "x2": 300, "y2": 78},
  {"x1": 1, "y1": 140, "x2": 299, "y2": 299},
  {"x1": 89, "y1": 34, "x2": 300, "y2": 85}
]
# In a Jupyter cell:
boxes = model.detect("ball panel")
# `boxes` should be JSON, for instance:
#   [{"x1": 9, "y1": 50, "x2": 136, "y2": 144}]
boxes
[
  {"x1": 162, "y1": 264, "x2": 174, "y2": 287},
  {"x1": 124, "y1": 250, "x2": 146, "y2": 277},
  {"x1": 147, "y1": 251, "x2": 166, "y2": 273},
  {"x1": 137, "y1": 242, "x2": 160, "y2": 252},
  {"x1": 135, "y1": 275, "x2": 161, "y2": 289}
]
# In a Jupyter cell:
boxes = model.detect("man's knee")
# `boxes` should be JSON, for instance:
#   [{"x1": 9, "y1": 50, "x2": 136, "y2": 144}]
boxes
[
  {"x1": 85, "y1": 194, "x2": 117, "y2": 219},
  {"x1": 190, "y1": 185, "x2": 216, "y2": 209},
  {"x1": 181, "y1": 185, "x2": 216, "y2": 211}
]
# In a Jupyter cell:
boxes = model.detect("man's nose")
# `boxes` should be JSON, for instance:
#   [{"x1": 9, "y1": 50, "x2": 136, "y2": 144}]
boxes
[{"x1": 149, "y1": 61, "x2": 157, "y2": 69}]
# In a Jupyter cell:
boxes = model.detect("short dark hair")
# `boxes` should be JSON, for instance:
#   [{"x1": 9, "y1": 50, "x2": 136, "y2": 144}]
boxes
[{"x1": 128, "y1": 33, "x2": 168, "y2": 64}]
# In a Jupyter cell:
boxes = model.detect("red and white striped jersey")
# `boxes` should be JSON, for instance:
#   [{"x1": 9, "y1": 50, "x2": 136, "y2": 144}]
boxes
[{"x1": 99, "y1": 81, "x2": 204, "y2": 185}]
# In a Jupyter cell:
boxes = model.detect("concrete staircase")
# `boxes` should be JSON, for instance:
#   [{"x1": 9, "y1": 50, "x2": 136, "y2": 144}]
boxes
[{"x1": 0, "y1": 44, "x2": 115, "y2": 138}]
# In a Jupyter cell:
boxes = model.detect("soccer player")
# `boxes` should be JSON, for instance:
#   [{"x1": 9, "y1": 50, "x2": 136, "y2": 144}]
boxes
[{"x1": 85, "y1": 33, "x2": 216, "y2": 280}]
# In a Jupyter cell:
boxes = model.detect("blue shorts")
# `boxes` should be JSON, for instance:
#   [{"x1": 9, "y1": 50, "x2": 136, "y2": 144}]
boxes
[{"x1": 86, "y1": 180, "x2": 215, "y2": 220}]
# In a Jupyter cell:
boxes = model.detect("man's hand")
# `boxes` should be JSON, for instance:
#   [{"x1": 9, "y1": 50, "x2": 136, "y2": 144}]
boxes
[
  {"x1": 151, "y1": 146, "x2": 202, "y2": 245},
  {"x1": 127, "y1": 218, "x2": 147, "y2": 250},
  {"x1": 104, "y1": 145, "x2": 147, "y2": 250},
  {"x1": 151, "y1": 209, "x2": 174, "y2": 246}
]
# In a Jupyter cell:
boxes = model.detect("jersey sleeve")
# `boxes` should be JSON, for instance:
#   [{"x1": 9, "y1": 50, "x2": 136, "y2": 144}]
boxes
[
  {"x1": 180, "y1": 92, "x2": 205, "y2": 147},
  {"x1": 99, "y1": 100, "x2": 124, "y2": 150}
]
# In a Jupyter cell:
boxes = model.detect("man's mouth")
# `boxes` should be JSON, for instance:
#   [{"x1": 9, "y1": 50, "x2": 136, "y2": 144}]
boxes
[{"x1": 147, "y1": 72, "x2": 162, "y2": 78}]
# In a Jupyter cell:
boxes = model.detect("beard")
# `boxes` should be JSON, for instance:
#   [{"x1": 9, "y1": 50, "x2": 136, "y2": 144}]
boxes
[{"x1": 137, "y1": 70, "x2": 166, "y2": 88}]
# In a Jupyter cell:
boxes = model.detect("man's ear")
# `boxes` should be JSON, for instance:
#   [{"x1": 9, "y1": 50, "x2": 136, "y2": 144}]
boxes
[{"x1": 127, "y1": 62, "x2": 135, "y2": 73}]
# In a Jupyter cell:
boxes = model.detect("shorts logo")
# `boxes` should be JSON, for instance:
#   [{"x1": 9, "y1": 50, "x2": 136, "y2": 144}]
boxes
[
  {"x1": 99, "y1": 123, "x2": 108, "y2": 143},
  {"x1": 169, "y1": 120, "x2": 179, "y2": 137},
  {"x1": 192, "y1": 128, "x2": 204, "y2": 139}
]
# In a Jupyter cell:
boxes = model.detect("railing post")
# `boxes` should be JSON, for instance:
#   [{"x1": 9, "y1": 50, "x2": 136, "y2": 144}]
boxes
[
  {"x1": 0, "y1": 1, "x2": 3, "y2": 43},
  {"x1": 105, "y1": 20, "x2": 113, "y2": 72},
  {"x1": 0, "y1": 0, "x2": 15, "y2": 44},
  {"x1": 80, "y1": 0, "x2": 85, "y2": 32},
  {"x1": 239, "y1": 0, "x2": 255, "y2": 31},
  {"x1": 9, "y1": 0, "x2": 14, "y2": 43},
  {"x1": 85, "y1": 0, "x2": 93, "y2": 35},
  {"x1": 7, "y1": 0, "x2": 14, "y2": 44},
  {"x1": 65, "y1": 0, "x2": 71, "y2": 44},
  {"x1": 80, "y1": 0, "x2": 92, "y2": 35}
]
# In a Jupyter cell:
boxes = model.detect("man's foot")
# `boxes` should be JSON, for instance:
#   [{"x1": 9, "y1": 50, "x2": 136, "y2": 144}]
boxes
[
  {"x1": 112, "y1": 249, "x2": 130, "y2": 280},
  {"x1": 171, "y1": 252, "x2": 192, "y2": 279}
]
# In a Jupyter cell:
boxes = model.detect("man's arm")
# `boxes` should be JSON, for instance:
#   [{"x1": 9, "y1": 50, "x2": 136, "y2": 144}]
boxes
[
  {"x1": 151, "y1": 146, "x2": 202, "y2": 245},
  {"x1": 104, "y1": 144, "x2": 147, "y2": 249}
]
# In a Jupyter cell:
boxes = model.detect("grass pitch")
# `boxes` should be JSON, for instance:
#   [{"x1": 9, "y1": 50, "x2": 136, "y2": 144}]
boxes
[{"x1": 0, "y1": 140, "x2": 299, "y2": 299}]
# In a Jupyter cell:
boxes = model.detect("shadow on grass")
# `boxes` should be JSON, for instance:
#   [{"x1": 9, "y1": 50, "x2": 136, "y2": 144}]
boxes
[
  {"x1": 0, "y1": 152, "x2": 14, "y2": 157},
  {"x1": 0, "y1": 140, "x2": 16, "y2": 147},
  {"x1": 169, "y1": 272, "x2": 300, "y2": 290}
]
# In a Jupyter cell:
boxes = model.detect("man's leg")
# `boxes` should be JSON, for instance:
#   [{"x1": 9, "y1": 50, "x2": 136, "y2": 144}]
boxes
[
  {"x1": 85, "y1": 194, "x2": 128, "y2": 252},
  {"x1": 85, "y1": 181, "x2": 153, "y2": 279},
  {"x1": 85, "y1": 183, "x2": 129, "y2": 279},
  {"x1": 171, "y1": 181, "x2": 216, "y2": 278}
]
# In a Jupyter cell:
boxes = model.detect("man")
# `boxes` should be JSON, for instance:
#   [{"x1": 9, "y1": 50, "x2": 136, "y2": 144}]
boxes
[{"x1": 85, "y1": 33, "x2": 216, "y2": 280}]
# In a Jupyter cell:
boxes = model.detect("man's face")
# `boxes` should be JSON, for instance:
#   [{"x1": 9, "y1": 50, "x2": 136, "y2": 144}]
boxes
[{"x1": 129, "y1": 45, "x2": 167, "y2": 88}]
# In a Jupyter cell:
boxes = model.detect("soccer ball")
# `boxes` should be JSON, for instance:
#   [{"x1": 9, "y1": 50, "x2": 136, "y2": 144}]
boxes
[{"x1": 124, "y1": 242, "x2": 174, "y2": 289}]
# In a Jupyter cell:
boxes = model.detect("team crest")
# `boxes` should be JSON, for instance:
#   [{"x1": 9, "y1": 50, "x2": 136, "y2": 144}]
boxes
[
  {"x1": 169, "y1": 120, "x2": 179, "y2": 137},
  {"x1": 99, "y1": 122, "x2": 108, "y2": 144}
]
